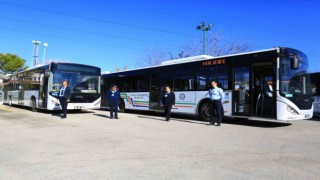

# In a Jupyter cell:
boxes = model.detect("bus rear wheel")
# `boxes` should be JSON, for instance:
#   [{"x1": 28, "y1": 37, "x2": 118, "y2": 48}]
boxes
[
  {"x1": 199, "y1": 101, "x2": 211, "y2": 121},
  {"x1": 118, "y1": 100, "x2": 125, "y2": 113},
  {"x1": 31, "y1": 98, "x2": 37, "y2": 112}
]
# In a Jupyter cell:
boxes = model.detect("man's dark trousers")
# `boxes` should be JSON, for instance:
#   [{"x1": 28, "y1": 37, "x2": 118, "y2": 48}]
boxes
[
  {"x1": 164, "y1": 104, "x2": 172, "y2": 121},
  {"x1": 109, "y1": 100, "x2": 119, "y2": 118},
  {"x1": 210, "y1": 100, "x2": 222, "y2": 125},
  {"x1": 59, "y1": 98, "x2": 68, "y2": 117}
]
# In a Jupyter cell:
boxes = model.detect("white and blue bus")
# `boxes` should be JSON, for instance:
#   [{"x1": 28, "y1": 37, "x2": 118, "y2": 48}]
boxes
[
  {"x1": 101, "y1": 47, "x2": 313, "y2": 122},
  {"x1": 2, "y1": 62, "x2": 101, "y2": 111}
]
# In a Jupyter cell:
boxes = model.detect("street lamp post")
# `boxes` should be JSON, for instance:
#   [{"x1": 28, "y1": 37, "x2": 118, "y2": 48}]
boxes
[
  {"x1": 196, "y1": 22, "x2": 213, "y2": 54},
  {"x1": 32, "y1": 40, "x2": 41, "y2": 66},
  {"x1": 43, "y1": 43, "x2": 48, "y2": 64}
]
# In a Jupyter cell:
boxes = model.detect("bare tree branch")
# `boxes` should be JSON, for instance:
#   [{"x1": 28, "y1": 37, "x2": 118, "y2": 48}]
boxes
[
  {"x1": 138, "y1": 48, "x2": 168, "y2": 66},
  {"x1": 139, "y1": 29, "x2": 253, "y2": 66}
]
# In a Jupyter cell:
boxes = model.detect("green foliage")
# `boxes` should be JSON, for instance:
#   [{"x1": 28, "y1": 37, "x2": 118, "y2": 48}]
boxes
[{"x1": 0, "y1": 53, "x2": 26, "y2": 74}]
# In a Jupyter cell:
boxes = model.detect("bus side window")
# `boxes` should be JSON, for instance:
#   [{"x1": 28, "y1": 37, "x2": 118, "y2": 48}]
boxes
[
  {"x1": 197, "y1": 66, "x2": 229, "y2": 90},
  {"x1": 173, "y1": 75, "x2": 194, "y2": 91},
  {"x1": 122, "y1": 81, "x2": 129, "y2": 92},
  {"x1": 316, "y1": 84, "x2": 320, "y2": 96},
  {"x1": 136, "y1": 75, "x2": 149, "y2": 92},
  {"x1": 130, "y1": 78, "x2": 137, "y2": 92}
]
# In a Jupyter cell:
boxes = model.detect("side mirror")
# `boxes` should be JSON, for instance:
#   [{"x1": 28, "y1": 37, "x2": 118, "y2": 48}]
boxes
[
  {"x1": 290, "y1": 56, "x2": 299, "y2": 70},
  {"x1": 312, "y1": 87, "x2": 316, "y2": 96},
  {"x1": 45, "y1": 70, "x2": 50, "y2": 77}
]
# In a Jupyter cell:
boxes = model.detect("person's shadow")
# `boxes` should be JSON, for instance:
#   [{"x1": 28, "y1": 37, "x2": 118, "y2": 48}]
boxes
[
  {"x1": 93, "y1": 113, "x2": 110, "y2": 118},
  {"x1": 51, "y1": 111, "x2": 62, "y2": 118}
]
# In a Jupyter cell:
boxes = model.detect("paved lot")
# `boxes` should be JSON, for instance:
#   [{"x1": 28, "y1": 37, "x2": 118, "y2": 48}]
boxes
[{"x1": 0, "y1": 104, "x2": 319, "y2": 180}]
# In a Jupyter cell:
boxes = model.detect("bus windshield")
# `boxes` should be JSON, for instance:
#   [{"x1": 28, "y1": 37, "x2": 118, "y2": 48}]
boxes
[
  {"x1": 280, "y1": 53, "x2": 312, "y2": 97},
  {"x1": 52, "y1": 70, "x2": 100, "y2": 94}
]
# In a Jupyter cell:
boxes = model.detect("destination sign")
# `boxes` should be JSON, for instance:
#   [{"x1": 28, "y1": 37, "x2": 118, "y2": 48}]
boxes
[{"x1": 202, "y1": 59, "x2": 226, "y2": 66}]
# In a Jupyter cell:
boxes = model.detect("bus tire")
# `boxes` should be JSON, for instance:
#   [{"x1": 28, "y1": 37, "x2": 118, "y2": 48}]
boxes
[
  {"x1": 118, "y1": 100, "x2": 125, "y2": 113},
  {"x1": 31, "y1": 98, "x2": 37, "y2": 112},
  {"x1": 199, "y1": 101, "x2": 211, "y2": 121}
]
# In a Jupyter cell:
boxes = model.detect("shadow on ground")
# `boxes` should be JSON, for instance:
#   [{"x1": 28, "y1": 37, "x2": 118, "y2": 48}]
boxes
[
  {"x1": 4, "y1": 103, "x2": 318, "y2": 128},
  {"x1": 93, "y1": 113, "x2": 111, "y2": 118},
  {"x1": 110, "y1": 109, "x2": 292, "y2": 128}
]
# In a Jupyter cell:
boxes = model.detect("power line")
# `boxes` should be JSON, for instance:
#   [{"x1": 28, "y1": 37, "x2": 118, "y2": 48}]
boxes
[
  {"x1": 0, "y1": 16, "x2": 180, "y2": 48},
  {"x1": 0, "y1": 0, "x2": 195, "y2": 38},
  {"x1": 0, "y1": 0, "x2": 318, "y2": 46},
  {"x1": 1, "y1": 1, "x2": 318, "y2": 58},
  {"x1": 0, "y1": 26, "x2": 149, "y2": 51}
]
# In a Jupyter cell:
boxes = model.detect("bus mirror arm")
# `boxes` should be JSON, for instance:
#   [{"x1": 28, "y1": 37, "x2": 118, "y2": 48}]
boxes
[
  {"x1": 290, "y1": 55, "x2": 299, "y2": 70},
  {"x1": 45, "y1": 71, "x2": 50, "y2": 77}
]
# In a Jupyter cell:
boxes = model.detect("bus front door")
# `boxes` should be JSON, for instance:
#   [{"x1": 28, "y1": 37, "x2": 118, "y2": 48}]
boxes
[
  {"x1": 313, "y1": 95, "x2": 320, "y2": 117},
  {"x1": 149, "y1": 75, "x2": 161, "y2": 110},
  {"x1": 252, "y1": 64, "x2": 275, "y2": 118},
  {"x1": 233, "y1": 66, "x2": 251, "y2": 116},
  {"x1": 39, "y1": 72, "x2": 48, "y2": 109}
]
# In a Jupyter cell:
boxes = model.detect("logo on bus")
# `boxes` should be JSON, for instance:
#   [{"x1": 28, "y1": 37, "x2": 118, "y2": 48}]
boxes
[{"x1": 179, "y1": 93, "x2": 185, "y2": 100}]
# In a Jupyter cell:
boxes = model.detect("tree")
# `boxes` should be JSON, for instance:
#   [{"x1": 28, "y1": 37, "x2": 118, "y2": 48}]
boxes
[
  {"x1": 138, "y1": 48, "x2": 168, "y2": 66},
  {"x1": 0, "y1": 53, "x2": 27, "y2": 74},
  {"x1": 169, "y1": 50, "x2": 191, "y2": 60},
  {"x1": 180, "y1": 30, "x2": 252, "y2": 57},
  {"x1": 139, "y1": 30, "x2": 252, "y2": 66},
  {"x1": 0, "y1": 74, "x2": 3, "y2": 90}
]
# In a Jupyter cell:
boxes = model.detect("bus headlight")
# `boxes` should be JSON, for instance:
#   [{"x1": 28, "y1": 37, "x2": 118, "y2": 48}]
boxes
[{"x1": 287, "y1": 105, "x2": 298, "y2": 115}]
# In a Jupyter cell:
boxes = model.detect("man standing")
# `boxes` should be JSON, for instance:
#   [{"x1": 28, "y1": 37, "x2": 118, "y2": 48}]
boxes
[
  {"x1": 162, "y1": 86, "x2": 175, "y2": 121},
  {"x1": 107, "y1": 85, "x2": 121, "y2": 119},
  {"x1": 59, "y1": 80, "x2": 71, "y2": 119},
  {"x1": 208, "y1": 80, "x2": 224, "y2": 126}
]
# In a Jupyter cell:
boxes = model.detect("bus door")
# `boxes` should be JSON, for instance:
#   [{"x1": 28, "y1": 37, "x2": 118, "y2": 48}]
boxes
[
  {"x1": 149, "y1": 75, "x2": 161, "y2": 110},
  {"x1": 233, "y1": 66, "x2": 251, "y2": 116},
  {"x1": 315, "y1": 94, "x2": 320, "y2": 117},
  {"x1": 252, "y1": 63, "x2": 275, "y2": 118},
  {"x1": 39, "y1": 72, "x2": 48, "y2": 109}
]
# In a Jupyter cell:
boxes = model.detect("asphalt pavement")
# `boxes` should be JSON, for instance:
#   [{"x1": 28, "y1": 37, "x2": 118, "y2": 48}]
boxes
[{"x1": 0, "y1": 104, "x2": 319, "y2": 179}]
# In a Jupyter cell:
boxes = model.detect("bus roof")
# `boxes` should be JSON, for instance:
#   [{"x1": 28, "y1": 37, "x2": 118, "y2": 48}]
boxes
[
  {"x1": 309, "y1": 72, "x2": 320, "y2": 75},
  {"x1": 103, "y1": 47, "x2": 280, "y2": 75},
  {"x1": 15, "y1": 62, "x2": 101, "y2": 74},
  {"x1": 160, "y1": 55, "x2": 214, "y2": 66}
]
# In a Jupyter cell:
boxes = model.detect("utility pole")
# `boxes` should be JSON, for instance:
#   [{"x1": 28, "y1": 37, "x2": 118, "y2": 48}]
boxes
[
  {"x1": 42, "y1": 43, "x2": 48, "y2": 64},
  {"x1": 196, "y1": 22, "x2": 212, "y2": 54},
  {"x1": 32, "y1": 40, "x2": 41, "y2": 66}
]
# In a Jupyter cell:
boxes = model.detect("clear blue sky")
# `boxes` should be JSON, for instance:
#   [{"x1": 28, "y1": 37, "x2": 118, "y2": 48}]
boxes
[{"x1": 0, "y1": 0, "x2": 319, "y2": 72}]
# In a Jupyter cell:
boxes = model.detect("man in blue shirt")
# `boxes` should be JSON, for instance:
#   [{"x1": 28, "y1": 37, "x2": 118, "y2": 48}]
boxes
[
  {"x1": 59, "y1": 80, "x2": 71, "y2": 119},
  {"x1": 208, "y1": 80, "x2": 224, "y2": 126},
  {"x1": 107, "y1": 85, "x2": 121, "y2": 119}
]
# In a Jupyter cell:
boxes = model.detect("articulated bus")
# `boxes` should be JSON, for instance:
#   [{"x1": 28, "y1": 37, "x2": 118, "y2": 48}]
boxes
[
  {"x1": 101, "y1": 47, "x2": 313, "y2": 122},
  {"x1": 310, "y1": 72, "x2": 320, "y2": 117},
  {"x1": 2, "y1": 62, "x2": 101, "y2": 111}
]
